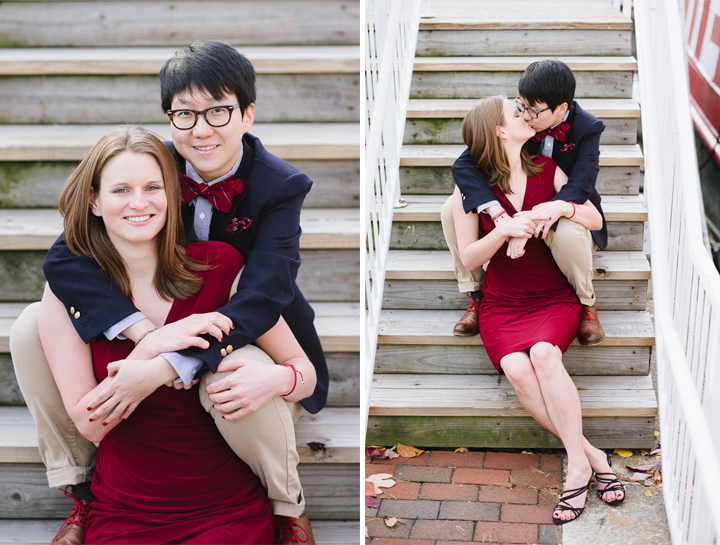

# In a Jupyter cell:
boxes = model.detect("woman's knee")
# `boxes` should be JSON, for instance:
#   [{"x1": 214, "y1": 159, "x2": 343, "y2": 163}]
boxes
[
  {"x1": 502, "y1": 360, "x2": 537, "y2": 394},
  {"x1": 529, "y1": 343, "x2": 562, "y2": 374}
]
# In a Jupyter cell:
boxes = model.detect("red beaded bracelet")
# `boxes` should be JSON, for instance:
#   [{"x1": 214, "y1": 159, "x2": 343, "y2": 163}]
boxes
[
  {"x1": 281, "y1": 363, "x2": 305, "y2": 397},
  {"x1": 568, "y1": 202, "x2": 578, "y2": 219},
  {"x1": 491, "y1": 209, "x2": 507, "y2": 223}
]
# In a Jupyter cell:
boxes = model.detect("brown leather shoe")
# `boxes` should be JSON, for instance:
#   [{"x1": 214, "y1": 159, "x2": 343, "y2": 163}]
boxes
[
  {"x1": 453, "y1": 296, "x2": 480, "y2": 336},
  {"x1": 49, "y1": 487, "x2": 92, "y2": 545},
  {"x1": 274, "y1": 515, "x2": 316, "y2": 544},
  {"x1": 578, "y1": 305, "x2": 605, "y2": 345}
]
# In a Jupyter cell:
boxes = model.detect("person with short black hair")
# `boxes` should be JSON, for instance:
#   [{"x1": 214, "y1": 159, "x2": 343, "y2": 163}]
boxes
[
  {"x1": 11, "y1": 40, "x2": 326, "y2": 544},
  {"x1": 443, "y1": 59, "x2": 607, "y2": 347}
]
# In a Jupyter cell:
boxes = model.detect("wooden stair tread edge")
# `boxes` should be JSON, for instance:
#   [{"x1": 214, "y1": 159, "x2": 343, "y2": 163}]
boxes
[
  {"x1": 0, "y1": 302, "x2": 360, "y2": 353},
  {"x1": 419, "y1": 20, "x2": 633, "y2": 30},
  {"x1": 412, "y1": 56, "x2": 638, "y2": 71},
  {"x1": 384, "y1": 249, "x2": 651, "y2": 280},
  {"x1": 0, "y1": 46, "x2": 360, "y2": 75},
  {"x1": 373, "y1": 373, "x2": 654, "y2": 390},
  {"x1": 376, "y1": 309, "x2": 655, "y2": 346},
  {"x1": 407, "y1": 98, "x2": 641, "y2": 119},
  {"x1": 369, "y1": 385, "x2": 657, "y2": 417},
  {"x1": 399, "y1": 144, "x2": 644, "y2": 166},
  {"x1": 0, "y1": 208, "x2": 359, "y2": 250},
  {"x1": 389, "y1": 195, "x2": 647, "y2": 222},
  {"x1": 0, "y1": 124, "x2": 360, "y2": 161},
  {"x1": 0, "y1": 406, "x2": 359, "y2": 464}
]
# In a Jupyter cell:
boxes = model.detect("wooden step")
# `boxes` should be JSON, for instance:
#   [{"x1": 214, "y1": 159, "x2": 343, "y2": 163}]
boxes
[
  {"x1": 0, "y1": 160, "x2": 360, "y2": 210},
  {"x1": 0, "y1": 302, "x2": 360, "y2": 354},
  {"x1": 0, "y1": 208, "x2": 359, "y2": 251},
  {"x1": 0, "y1": 462, "x2": 359, "y2": 520},
  {"x1": 0, "y1": 46, "x2": 360, "y2": 76},
  {"x1": 400, "y1": 144, "x2": 643, "y2": 167},
  {"x1": 0, "y1": 124, "x2": 359, "y2": 162},
  {"x1": 0, "y1": 1, "x2": 360, "y2": 47},
  {"x1": 388, "y1": 195, "x2": 647, "y2": 252},
  {"x1": 0, "y1": 519, "x2": 360, "y2": 544},
  {"x1": 382, "y1": 250, "x2": 650, "y2": 311},
  {"x1": 371, "y1": 374, "x2": 656, "y2": 417},
  {"x1": 367, "y1": 374, "x2": 656, "y2": 448},
  {"x1": 0, "y1": 406, "x2": 358, "y2": 465},
  {"x1": 410, "y1": 56, "x2": 637, "y2": 100},
  {"x1": 404, "y1": 98, "x2": 640, "y2": 145},
  {"x1": 415, "y1": 1, "x2": 632, "y2": 57},
  {"x1": 377, "y1": 309, "x2": 654, "y2": 347}
]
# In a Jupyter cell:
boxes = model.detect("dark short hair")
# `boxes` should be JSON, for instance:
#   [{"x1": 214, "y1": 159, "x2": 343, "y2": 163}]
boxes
[
  {"x1": 159, "y1": 40, "x2": 256, "y2": 115},
  {"x1": 518, "y1": 59, "x2": 576, "y2": 112}
]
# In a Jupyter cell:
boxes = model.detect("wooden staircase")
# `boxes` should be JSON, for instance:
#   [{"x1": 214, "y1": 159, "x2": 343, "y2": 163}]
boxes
[
  {"x1": 0, "y1": 1, "x2": 359, "y2": 542},
  {"x1": 367, "y1": 2, "x2": 658, "y2": 451}
]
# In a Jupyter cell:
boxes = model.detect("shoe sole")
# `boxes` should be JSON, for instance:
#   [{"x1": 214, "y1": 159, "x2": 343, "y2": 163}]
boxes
[
  {"x1": 453, "y1": 330, "x2": 479, "y2": 336},
  {"x1": 578, "y1": 334, "x2": 605, "y2": 346}
]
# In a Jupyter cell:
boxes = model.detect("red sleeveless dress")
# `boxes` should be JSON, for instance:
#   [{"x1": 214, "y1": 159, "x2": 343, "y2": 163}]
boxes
[
  {"x1": 85, "y1": 241, "x2": 274, "y2": 544},
  {"x1": 478, "y1": 156, "x2": 581, "y2": 372}
]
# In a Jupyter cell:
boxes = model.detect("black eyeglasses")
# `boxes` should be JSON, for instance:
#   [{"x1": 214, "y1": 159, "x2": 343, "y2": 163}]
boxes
[
  {"x1": 514, "y1": 98, "x2": 550, "y2": 119},
  {"x1": 167, "y1": 104, "x2": 241, "y2": 130}
]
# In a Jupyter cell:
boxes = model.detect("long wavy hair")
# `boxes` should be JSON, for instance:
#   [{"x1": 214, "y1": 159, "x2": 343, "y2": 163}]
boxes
[
  {"x1": 58, "y1": 126, "x2": 206, "y2": 301},
  {"x1": 461, "y1": 95, "x2": 543, "y2": 194}
]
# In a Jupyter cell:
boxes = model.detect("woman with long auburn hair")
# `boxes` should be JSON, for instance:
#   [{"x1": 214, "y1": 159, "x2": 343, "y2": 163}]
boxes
[
  {"x1": 449, "y1": 96, "x2": 624, "y2": 524},
  {"x1": 36, "y1": 126, "x2": 317, "y2": 543}
]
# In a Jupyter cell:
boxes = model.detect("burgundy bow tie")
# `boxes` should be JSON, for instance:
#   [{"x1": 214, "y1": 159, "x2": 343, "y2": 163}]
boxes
[
  {"x1": 533, "y1": 122, "x2": 571, "y2": 143},
  {"x1": 178, "y1": 173, "x2": 245, "y2": 213}
]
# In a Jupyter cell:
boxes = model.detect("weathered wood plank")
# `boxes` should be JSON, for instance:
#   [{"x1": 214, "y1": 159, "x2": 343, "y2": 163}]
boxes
[
  {"x1": 0, "y1": 46, "x2": 360, "y2": 75},
  {"x1": 0, "y1": 463, "x2": 360, "y2": 520},
  {"x1": 0, "y1": 160, "x2": 360, "y2": 209},
  {"x1": 416, "y1": 29, "x2": 632, "y2": 57},
  {"x1": 297, "y1": 249, "x2": 359, "y2": 302},
  {"x1": 384, "y1": 250, "x2": 651, "y2": 281},
  {"x1": 382, "y1": 279, "x2": 648, "y2": 311},
  {"x1": 411, "y1": 71, "x2": 634, "y2": 99},
  {"x1": 389, "y1": 221, "x2": 644, "y2": 252},
  {"x1": 376, "y1": 309, "x2": 655, "y2": 347},
  {"x1": 407, "y1": 98, "x2": 641, "y2": 119},
  {"x1": 0, "y1": 124, "x2": 360, "y2": 162},
  {"x1": 399, "y1": 165, "x2": 641, "y2": 196},
  {"x1": 403, "y1": 118, "x2": 636, "y2": 145},
  {"x1": 0, "y1": 520, "x2": 361, "y2": 545},
  {"x1": 414, "y1": 0, "x2": 633, "y2": 27},
  {"x1": 374, "y1": 373, "x2": 654, "y2": 390},
  {"x1": 0, "y1": 208, "x2": 359, "y2": 251},
  {"x1": 366, "y1": 416, "x2": 656, "y2": 449},
  {"x1": 413, "y1": 56, "x2": 638, "y2": 72},
  {"x1": 0, "y1": 352, "x2": 358, "y2": 408},
  {"x1": 0, "y1": 2, "x2": 360, "y2": 47},
  {"x1": 0, "y1": 302, "x2": 360, "y2": 354},
  {"x1": 374, "y1": 344, "x2": 652, "y2": 376},
  {"x1": 370, "y1": 387, "x2": 657, "y2": 417},
  {"x1": 400, "y1": 145, "x2": 644, "y2": 168},
  {"x1": 0, "y1": 74, "x2": 360, "y2": 124}
]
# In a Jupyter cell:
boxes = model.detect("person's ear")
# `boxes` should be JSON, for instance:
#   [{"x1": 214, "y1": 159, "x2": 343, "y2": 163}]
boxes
[
  {"x1": 556, "y1": 102, "x2": 569, "y2": 116},
  {"x1": 89, "y1": 193, "x2": 101, "y2": 217},
  {"x1": 240, "y1": 104, "x2": 255, "y2": 134},
  {"x1": 496, "y1": 125, "x2": 506, "y2": 139}
]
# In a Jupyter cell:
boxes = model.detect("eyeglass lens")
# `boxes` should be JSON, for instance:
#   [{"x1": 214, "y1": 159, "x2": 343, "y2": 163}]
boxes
[{"x1": 170, "y1": 107, "x2": 233, "y2": 129}]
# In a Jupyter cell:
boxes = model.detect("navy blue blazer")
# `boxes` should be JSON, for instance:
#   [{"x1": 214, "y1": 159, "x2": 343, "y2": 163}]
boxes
[
  {"x1": 43, "y1": 132, "x2": 329, "y2": 414},
  {"x1": 451, "y1": 101, "x2": 608, "y2": 250}
]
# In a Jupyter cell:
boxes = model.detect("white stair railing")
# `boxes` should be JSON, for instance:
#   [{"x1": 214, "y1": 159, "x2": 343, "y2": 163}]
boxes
[
  {"x1": 364, "y1": 0, "x2": 422, "y2": 432},
  {"x1": 635, "y1": 1, "x2": 720, "y2": 543}
]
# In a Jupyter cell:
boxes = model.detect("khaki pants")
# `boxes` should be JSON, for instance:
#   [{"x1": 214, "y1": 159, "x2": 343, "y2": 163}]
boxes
[
  {"x1": 440, "y1": 195, "x2": 597, "y2": 306},
  {"x1": 10, "y1": 302, "x2": 305, "y2": 518}
]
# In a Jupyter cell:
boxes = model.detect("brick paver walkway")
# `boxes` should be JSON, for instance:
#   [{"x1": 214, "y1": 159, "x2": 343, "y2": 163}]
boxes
[{"x1": 366, "y1": 450, "x2": 564, "y2": 544}]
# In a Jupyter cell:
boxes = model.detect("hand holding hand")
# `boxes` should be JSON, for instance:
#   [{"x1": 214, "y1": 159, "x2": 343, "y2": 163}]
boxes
[
  {"x1": 522, "y1": 201, "x2": 573, "y2": 239},
  {"x1": 507, "y1": 236, "x2": 528, "y2": 259},
  {"x1": 132, "y1": 312, "x2": 234, "y2": 359},
  {"x1": 204, "y1": 358, "x2": 292, "y2": 421},
  {"x1": 87, "y1": 356, "x2": 176, "y2": 425},
  {"x1": 496, "y1": 214, "x2": 537, "y2": 239}
]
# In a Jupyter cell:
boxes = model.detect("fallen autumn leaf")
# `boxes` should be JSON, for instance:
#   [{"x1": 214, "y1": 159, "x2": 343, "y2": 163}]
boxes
[
  {"x1": 365, "y1": 495, "x2": 377, "y2": 508},
  {"x1": 614, "y1": 449, "x2": 633, "y2": 458},
  {"x1": 454, "y1": 447, "x2": 469, "y2": 453},
  {"x1": 384, "y1": 516, "x2": 398, "y2": 528},
  {"x1": 397, "y1": 443, "x2": 425, "y2": 458},
  {"x1": 626, "y1": 464, "x2": 657, "y2": 473},
  {"x1": 366, "y1": 473, "x2": 396, "y2": 495}
]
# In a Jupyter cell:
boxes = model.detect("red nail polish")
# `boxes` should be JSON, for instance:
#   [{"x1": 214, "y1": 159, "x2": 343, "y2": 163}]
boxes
[
  {"x1": 121, "y1": 418, "x2": 126, "y2": 422},
  {"x1": 221, "y1": 415, "x2": 226, "y2": 419},
  {"x1": 87, "y1": 407, "x2": 92, "y2": 411},
  {"x1": 102, "y1": 422, "x2": 107, "y2": 426},
  {"x1": 88, "y1": 418, "x2": 93, "y2": 422}
]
